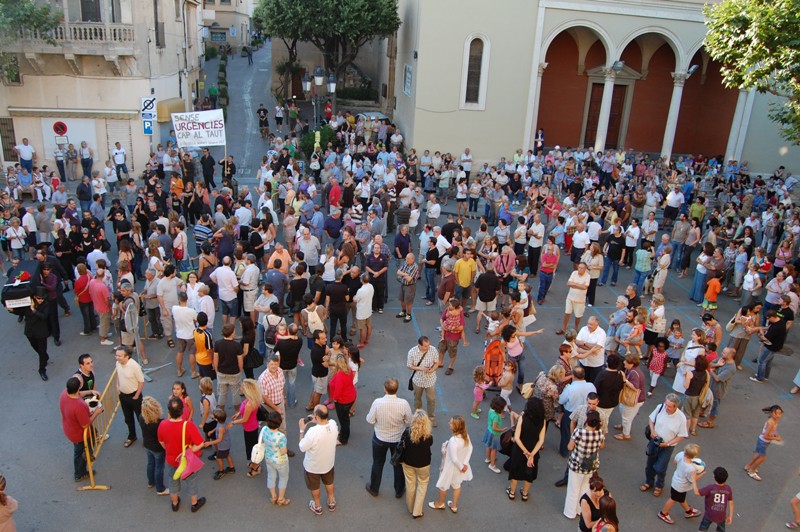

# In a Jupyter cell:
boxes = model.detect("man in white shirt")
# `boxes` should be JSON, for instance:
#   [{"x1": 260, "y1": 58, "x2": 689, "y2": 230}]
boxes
[
  {"x1": 570, "y1": 222, "x2": 591, "y2": 268},
  {"x1": 642, "y1": 212, "x2": 659, "y2": 244},
  {"x1": 644, "y1": 394, "x2": 688, "y2": 493},
  {"x1": 426, "y1": 195, "x2": 441, "y2": 227},
  {"x1": 298, "y1": 405, "x2": 339, "y2": 515},
  {"x1": 527, "y1": 214, "x2": 545, "y2": 276},
  {"x1": 643, "y1": 186, "x2": 662, "y2": 221},
  {"x1": 297, "y1": 228, "x2": 321, "y2": 267},
  {"x1": 624, "y1": 219, "x2": 641, "y2": 268},
  {"x1": 240, "y1": 254, "x2": 261, "y2": 319},
  {"x1": 353, "y1": 273, "x2": 374, "y2": 347},
  {"x1": 586, "y1": 217, "x2": 602, "y2": 245},
  {"x1": 557, "y1": 262, "x2": 591, "y2": 334},
  {"x1": 103, "y1": 160, "x2": 119, "y2": 196},
  {"x1": 112, "y1": 141, "x2": 129, "y2": 180},
  {"x1": 574, "y1": 316, "x2": 608, "y2": 383},
  {"x1": 234, "y1": 202, "x2": 254, "y2": 228},
  {"x1": 210, "y1": 256, "x2": 240, "y2": 326},
  {"x1": 557, "y1": 366, "x2": 596, "y2": 458},
  {"x1": 172, "y1": 292, "x2": 198, "y2": 378},
  {"x1": 365, "y1": 378, "x2": 412, "y2": 498},
  {"x1": 663, "y1": 187, "x2": 685, "y2": 229},
  {"x1": 14, "y1": 138, "x2": 36, "y2": 173},
  {"x1": 460, "y1": 148, "x2": 473, "y2": 178}
]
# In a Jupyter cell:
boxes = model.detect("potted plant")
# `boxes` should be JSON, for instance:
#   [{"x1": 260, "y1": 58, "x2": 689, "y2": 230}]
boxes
[{"x1": 240, "y1": 46, "x2": 249, "y2": 57}]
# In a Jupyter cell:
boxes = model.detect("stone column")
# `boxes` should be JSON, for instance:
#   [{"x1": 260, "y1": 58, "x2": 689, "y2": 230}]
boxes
[
  {"x1": 530, "y1": 62, "x2": 548, "y2": 148},
  {"x1": 594, "y1": 67, "x2": 616, "y2": 153},
  {"x1": 62, "y1": 0, "x2": 70, "y2": 39},
  {"x1": 660, "y1": 71, "x2": 689, "y2": 161},
  {"x1": 724, "y1": 89, "x2": 748, "y2": 161}
]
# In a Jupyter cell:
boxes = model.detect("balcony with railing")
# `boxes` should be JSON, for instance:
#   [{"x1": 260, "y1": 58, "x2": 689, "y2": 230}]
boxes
[{"x1": 7, "y1": 21, "x2": 137, "y2": 56}]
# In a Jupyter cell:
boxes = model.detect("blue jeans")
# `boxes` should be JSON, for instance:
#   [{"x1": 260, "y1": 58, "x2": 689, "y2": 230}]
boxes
[
  {"x1": 645, "y1": 444, "x2": 676, "y2": 489},
  {"x1": 146, "y1": 448, "x2": 166, "y2": 492},
  {"x1": 537, "y1": 271, "x2": 553, "y2": 302},
  {"x1": 633, "y1": 269, "x2": 649, "y2": 293},
  {"x1": 283, "y1": 368, "x2": 297, "y2": 406},
  {"x1": 670, "y1": 243, "x2": 684, "y2": 270},
  {"x1": 512, "y1": 353, "x2": 525, "y2": 385},
  {"x1": 424, "y1": 267, "x2": 437, "y2": 302},
  {"x1": 600, "y1": 257, "x2": 619, "y2": 285},
  {"x1": 369, "y1": 435, "x2": 404, "y2": 496},
  {"x1": 699, "y1": 514, "x2": 726, "y2": 531},
  {"x1": 257, "y1": 322, "x2": 266, "y2": 356},
  {"x1": 79, "y1": 200, "x2": 91, "y2": 213},
  {"x1": 755, "y1": 345, "x2": 777, "y2": 381},
  {"x1": 73, "y1": 441, "x2": 88, "y2": 480}
]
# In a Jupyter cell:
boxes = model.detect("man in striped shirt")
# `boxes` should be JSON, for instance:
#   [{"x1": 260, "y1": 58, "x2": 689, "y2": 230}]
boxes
[
  {"x1": 193, "y1": 214, "x2": 214, "y2": 251},
  {"x1": 365, "y1": 378, "x2": 412, "y2": 498}
]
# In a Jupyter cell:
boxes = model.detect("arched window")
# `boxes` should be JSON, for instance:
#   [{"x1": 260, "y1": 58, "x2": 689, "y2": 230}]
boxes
[
  {"x1": 465, "y1": 39, "x2": 483, "y2": 103},
  {"x1": 460, "y1": 34, "x2": 490, "y2": 110}
]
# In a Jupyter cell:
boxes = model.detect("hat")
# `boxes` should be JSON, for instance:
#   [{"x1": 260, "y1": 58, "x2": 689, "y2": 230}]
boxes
[{"x1": 520, "y1": 382, "x2": 534, "y2": 399}]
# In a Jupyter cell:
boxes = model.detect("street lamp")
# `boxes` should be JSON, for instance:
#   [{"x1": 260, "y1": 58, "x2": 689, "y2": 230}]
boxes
[
  {"x1": 314, "y1": 66, "x2": 325, "y2": 87},
  {"x1": 302, "y1": 66, "x2": 336, "y2": 129},
  {"x1": 327, "y1": 73, "x2": 337, "y2": 94},
  {"x1": 301, "y1": 72, "x2": 311, "y2": 93}
]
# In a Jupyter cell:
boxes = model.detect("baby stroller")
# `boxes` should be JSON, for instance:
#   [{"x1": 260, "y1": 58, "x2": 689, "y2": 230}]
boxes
[{"x1": 483, "y1": 339, "x2": 506, "y2": 392}]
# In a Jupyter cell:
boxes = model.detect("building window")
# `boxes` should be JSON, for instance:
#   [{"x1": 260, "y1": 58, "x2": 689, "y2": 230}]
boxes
[
  {"x1": 0, "y1": 118, "x2": 18, "y2": 162},
  {"x1": 460, "y1": 34, "x2": 490, "y2": 110},
  {"x1": 465, "y1": 40, "x2": 483, "y2": 104}
]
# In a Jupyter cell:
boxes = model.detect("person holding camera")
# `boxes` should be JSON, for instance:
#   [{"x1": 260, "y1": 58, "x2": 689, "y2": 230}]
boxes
[
  {"x1": 641, "y1": 393, "x2": 688, "y2": 497},
  {"x1": 298, "y1": 405, "x2": 339, "y2": 515}
]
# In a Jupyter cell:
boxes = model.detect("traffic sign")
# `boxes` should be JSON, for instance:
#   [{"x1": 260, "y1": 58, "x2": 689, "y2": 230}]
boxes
[
  {"x1": 141, "y1": 112, "x2": 156, "y2": 120},
  {"x1": 53, "y1": 121, "x2": 68, "y2": 135},
  {"x1": 143, "y1": 120, "x2": 153, "y2": 135}
]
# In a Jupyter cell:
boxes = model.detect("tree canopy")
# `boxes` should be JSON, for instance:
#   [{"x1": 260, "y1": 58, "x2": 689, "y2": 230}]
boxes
[
  {"x1": 0, "y1": 0, "x2": 61, "y2": 80},
  {"x1": 704, "y1": 0, "x2": 800, "y2": 144},
  {"x1": 255, "y1": 0, "x2": 401, "y2": 83}
]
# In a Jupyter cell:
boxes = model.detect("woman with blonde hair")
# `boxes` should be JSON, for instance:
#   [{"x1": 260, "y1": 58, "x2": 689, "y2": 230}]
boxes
[
  {"x1": 147, "y1": 239, "x2": 165, "y2": 275},
  {"x1": 230, "y1": 379, "x2": 262, "y2": 477},
  {"x1": 328, "y1": 356, "x2": 356, "y2": 445},
  {"x1": 429, "y1": 415, "x2": 473, "y2": 513},
  {"x1": 532, "y1": 364, "x2": 566, "y2": 424},
  {"x1": 400, "y1": 410, "x2": 434, "y2": 518},
  {"x1": 138, "y1": 396, "x2": 168, "y2": 495}
]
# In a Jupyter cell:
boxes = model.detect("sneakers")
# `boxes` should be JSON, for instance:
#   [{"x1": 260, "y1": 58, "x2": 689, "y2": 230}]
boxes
[
  {"x1": 470, "y1": 413, "x2": 480, "y2": 419},
  {"x1": 749, "y1": 376, "x2": 765, "y2": 383},
  {"x1": 308, "y1": 500, "x2": 323, "y2": 515},
  {"x1": 328, "y1": 499, "x2": 336, "y2": 512},
  {"x1": 488, "y1": 464, "x2": 501, "y2": 474},
  {"x1": 100, "y1": 339, "x2": 114, "y2": 346},
  {"x1": 396, "y1": 312, "x2": 407, "y2": 318},
  {"x1": 191, "y1": 497, "x2": 206, "y2": 513},
  {"x1": 657, "y1": 511, "x2": 675, "y2": 524},
  {"x1": 213, "y1": 470, "x2": 226, "y2": 480}
]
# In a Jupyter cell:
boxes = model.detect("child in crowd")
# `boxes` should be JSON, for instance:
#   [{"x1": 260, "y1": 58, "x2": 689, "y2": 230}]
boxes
[
  {"x1": 198, "y1": 377, "x2": 218, "y2": 455},
  {"x1": 625, "y1": 314, "x2": 646, "y2": 357},
  {"x1": 495, "y1": 360, "x2": 516, "y2": 411},
  {"x1": 551, "y1": 216, "x2": 566, "y2": 249},
  {"x1": 657, "y1": 443, "x2": 703, "y2": 524},
  {"x1": 667, "y1": 321, "x2": 685, "y2": 368},
  {"x1": 787, "y1": 468, "x2": 800, "y2": 529},
  {"x1": 691, "y1": 466, "x2": 734, "y2": 532},
  {"x1": 168, "y1": 381, "x2": 194, "y2": 421},
  {"x1": 704, "y1": 342, "x2": 718, "y2": 364},
  {"x1": 647, "y1": 338, "x2": 669, "y2": 397},
  {"x1": 205, "y1": 408, "x2": 235, "y2": 480},
  {"x1": 471, "y1": 365, "x2": 490, "y2": 419},
  {"x1": 482, "y1": 396, "x2": 507, "y2": 474},
  {"x1": 702, "y1": 271, "x2": 723, "y2": 317},
  {"x1": 484, "y1": 311, "x2": 502, "y2": 345},
  {"x1": 347, "y1": 345, "x2": 363, "y2": 416},
  {"x1": 744, "y1": 404, "x2": 783, "y2": 481}
]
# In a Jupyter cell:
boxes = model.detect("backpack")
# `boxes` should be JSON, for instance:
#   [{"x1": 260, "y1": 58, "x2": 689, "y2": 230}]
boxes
[{"x1": 264, "y1": 315, "x2": 281, "y2": 346}]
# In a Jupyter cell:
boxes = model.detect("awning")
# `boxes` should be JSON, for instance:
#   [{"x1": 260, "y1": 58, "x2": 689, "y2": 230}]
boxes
[
  {"x1": 157, "y1": 98, "x2": 187, "y2": 122},
  {"x1": 7, "y1": 107, "x2": 138, "y2": 120}
]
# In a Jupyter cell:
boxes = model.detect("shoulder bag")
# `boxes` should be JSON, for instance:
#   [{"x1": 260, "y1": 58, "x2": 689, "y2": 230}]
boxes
[
  {"x1": 619, "y1": 371, "x2": 639, "y2": 407},
  {"x1": 390, "y1": 428, "x2": 408, "y2": 466},
  {"x1": 250, "y1": 427, "x2": 266, "y2": 463},
  {"x1": 644, "y1": 404, "x2": 664, "y2": 441},
  {"x1": 408, "y1": 350, "x2": 426, "y2": 391},
  {"x1": 173, "y1": 421, "x2": 205, "y2": 480}
]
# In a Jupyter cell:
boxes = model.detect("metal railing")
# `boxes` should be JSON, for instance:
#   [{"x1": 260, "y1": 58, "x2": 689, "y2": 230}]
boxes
[
  {"x1": 77, "y1": 368, "x2": 120, "y2": 491},
  {"x1": 19, "y1": 22, "x2": 135, "y2": 45}
]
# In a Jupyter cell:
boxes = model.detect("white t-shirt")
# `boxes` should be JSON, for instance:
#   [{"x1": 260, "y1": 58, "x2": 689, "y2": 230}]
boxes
[
  {"x1": 299, "y1": 419, "x2": 339, "y2": 474},
  {"x1": 354, "y1": 283, "x2": 375, "y2": 320},
  {"x1": 528, "y1": 222, "x2": 544, "y2": 248},
  {"x1": 113, "y1": 148, "x2": 127, "y2": 165},
  {"x1": 104, "y1": 165, "x2": 118, "y2": 183},
  {"x1": 566, "y1": 271, "x2": 591, "y2": 302},
  {"x1": 671, "y1": 452, "x2": 696, "y2": 493},
  {"x1": 577, "y1": 326, "x2": 607, "y2": 368},
  {"x1": 666, "y1": 190, "x2": 684, "y2": 208},
  {"x1": 210, "y1": 266, "x2": 239, "y2": 302},
  {"x1": 587, "y1": 221, "x2": 601, "y2": 241},
  {"x1": 15, "y1": 144, "x2": 35, "y2": 160},
  {"x1": 171, "y1": 305, "x2": 198, "y2": 340},
  {"x1": 572, "y1": 231, "x2": 590, "y2": 251},
  {"x1": 427, "y1": 203, "x2": 441, "y2": 219},
  {"x1": 460, "y1": 152, "x2": 473, "y2": 172},
  {"x1": 649, "y1": 404, "x2": 689, "y2": 445},
  {"x1": 625, "y1": 226, "x2": 641, "y2": 247}
]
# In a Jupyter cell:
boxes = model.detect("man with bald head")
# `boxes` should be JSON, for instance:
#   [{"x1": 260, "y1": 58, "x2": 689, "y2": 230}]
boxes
[{"x1": 211, "y1": 256, "x2": 239, "y2": 326}]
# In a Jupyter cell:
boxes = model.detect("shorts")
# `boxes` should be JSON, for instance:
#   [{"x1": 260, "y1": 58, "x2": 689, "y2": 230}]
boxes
[
  {"x1": 440, "y1": 339, "x2": 459, "y2": 359},
  {"x1": 304, "y1": 467, "x2": 334, "y2": 490},
  {"x1": 312, "y1": 375, "x2": 328, "y2": 394},
  {"x1": 121, "y1": 331, "x2": 136, "y2": 347},
  {"x1": 220, "y1": 298, "x2": 239, "y2": 317},
  {"x1": 475, "y1": 298, "x2": 497, "y2": 312},
  {"x1": 670, "y1": 487, "x2": 688, "y2": 503},
  {"x1": 683, "y1": 394, "x2": 703, "y2": 418},
  {"x1": 754, "y1": 437, "x2": 769, "y2": 456},
  {"x1": 215, "y1": 448, "x2": 230, "y2": 459},
  {"x1": 664, "y1": 205, "x2": 678, "y2": 220},
  {"x1": 26, "y1": 233, "x2": 37, "y2": 247},
  {"x1": 399, "y1": 284, "x2": 417, "y2": 307},
  {"x1": 565, "y1": 299, "x2": 586, "y2": 318},
  {"x1": 243, "y1": 289, "x2": 257, "y2": 312},
  {"x1": 357, "y1": 317, "x2": 372, "y2": 331},
  {"x1": 454, "y1": 284, "x2": 470, "y2": 301},
  {"x1": 177, "y1": 338, "x2": 194, "y2": 353},
  {"x1": 198, "y1": 363, "x2": 216, "y2": 380},
  {"x1": 202, "y1": 420, "x2": 218, "y2": 438},
  {"x1": 702, "y1": 299, "x2": 718, "y2": 311},
  {"x1": 456, "y1": 198, "x2": 467, "y2": 203},
  {"x1": 570, "y1": 248, "x2": 583, "y2": 263},
  {"x1": 275, "y1": 116, "x2": 283, "y2": 126}
]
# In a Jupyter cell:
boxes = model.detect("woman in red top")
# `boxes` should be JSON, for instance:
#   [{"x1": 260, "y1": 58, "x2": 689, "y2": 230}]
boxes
[
  {"x1": 329, "y1": 357, "x2": 357, "y2": 445},
  {"x1": 74, "y1": 263, "x2": 96, "y2": 335},
  {"x1": 157, "y1": 398, "x2": 206, "y2": 512}
]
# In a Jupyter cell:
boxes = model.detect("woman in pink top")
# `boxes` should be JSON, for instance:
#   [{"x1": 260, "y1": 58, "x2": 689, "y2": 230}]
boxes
[{"x1": 230, "y1": 379, "x2": 261, "y2": 476}]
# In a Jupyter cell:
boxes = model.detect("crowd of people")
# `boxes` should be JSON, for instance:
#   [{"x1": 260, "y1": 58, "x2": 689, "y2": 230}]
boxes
[{"x1": 2, "y1": 113, "x2": 800, "y2": 530}]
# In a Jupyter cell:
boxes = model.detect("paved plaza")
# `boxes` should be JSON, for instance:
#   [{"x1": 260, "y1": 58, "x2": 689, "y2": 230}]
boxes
[{"x1": 1, "y1": 43, "x2": 798, "y2": 531}]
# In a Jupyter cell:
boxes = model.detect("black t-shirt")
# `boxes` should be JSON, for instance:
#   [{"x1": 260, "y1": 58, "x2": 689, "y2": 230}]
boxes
[
  {"x1": 777, "y1": 306, "x2": 794, "y2": 325},
  {"x1": 275, "y1": 337, "x2": 302, "y2": 370},
  {"x1": 594, "y1": 369, "x2": 624, "y2": 408},
  {"x1": 476, "y1": 271, "x2": 500, "y2": 302},
  {"x1": 289, "y1": 278, "x2": 308, "y2": 302},
  {"x1": 326, "y1": 282, "x2": 348, "y2": 314},
  {"x1": 606, "y1": 234, "x2": 625, "y2": 261},
  {"x1": 256, "y1": 108, "x2": 268, "y2": 125},
  {"x1": 627, "y1": 295, "x2": 641, "y2": 310},
  {"x1": 308, "y1": 276, "x2": 326, "y2": 302},
  {"x1": 74, "y1": 370, "x2": 95, "y2": 393},
  {"x1": 310, "y1": 343, "x2": 328, "y2": 378},
  {"x1": 215, "y1": 339, "x2": 243, "y2": 374},
  {"x1": 343, "y1": 274, "x2": 361, "y2": 298},
  {"x1": 441, "y1": 222, "x2": 460, "y2": 243},
  {"x1": 425, "y1": 248, "x2": 439, "y2": 270},
  {"x1": 764, "y1": 319, "x2": 788, "y2": 352}
]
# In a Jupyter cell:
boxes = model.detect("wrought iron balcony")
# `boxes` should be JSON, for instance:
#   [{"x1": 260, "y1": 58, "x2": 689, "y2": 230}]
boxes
[{"x1": 7, "y1": 22, "x2": 136, "y2": 56}]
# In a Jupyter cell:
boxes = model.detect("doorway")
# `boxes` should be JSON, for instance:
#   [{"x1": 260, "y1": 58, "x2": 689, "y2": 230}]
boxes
[{"x1": 583, "y1": 83, "x2": 627, "y2": 149}]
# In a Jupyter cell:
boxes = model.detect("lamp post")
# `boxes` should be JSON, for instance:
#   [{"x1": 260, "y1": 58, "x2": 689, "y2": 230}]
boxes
[{"x1": 301, "y1": 66, "x2": 336, "y2": 130}]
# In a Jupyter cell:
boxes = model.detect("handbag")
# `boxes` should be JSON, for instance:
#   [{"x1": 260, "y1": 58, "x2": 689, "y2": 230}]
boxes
[
  {"x1": 244, "y1": 347, "x2": 264, "y2": 370},
  {"x1": 173, "y1": 246, "x2": 185, "y2": 260},
  {"x1": 250, "y1": 428, "x2": 266, "y2": 464},
  {"x1": 256, "y1": 404, "x2": 269, "y2": 422},
  {"x1": 408, "y1": 351, "x2": 425, "y2": 391},
  {"x1": 725, "y1": 313, "x2": 737, "y2": 333},
  {"x1": 619, "y1": 383, "x2": 638, "y2": 407},
  {"x1": 579, "y1": 451, "x2": 598, "y2": 471},
  {"x1": 172, "y1": 421, "x2": 205, "y2": 480},
  {"x1": 390, "y1": 429, "x2": 408, "y2": 466},
  {"x1": 644, "y1": 404, "x2": 664, "y2": 440}
]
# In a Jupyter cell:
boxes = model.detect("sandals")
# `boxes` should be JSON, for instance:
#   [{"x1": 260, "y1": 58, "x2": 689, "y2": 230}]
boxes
[
  {"x1": 474, "y1": 328, "x2": 480, "y2": 334},
  {"x1": 247, "y1": 464, "x2": 262, "y2": 477},
  {"x1": 639, "y1": 484, "x2": 651, "y2": 492},
  {"x1": 519, "y1": 488, "x2": 529, "y2": 502},
  {"x1": 445, "y1": 368, "x2": 454, "y2": 375},
  {"x1": 123, "y1": 438, "x2": 136, "y2": 448},
  {"x1": 168, "y1": 339, "x2": 176, "y2": 349},
  {"x1": 689, "y1": 429, "x2": 697, "y2": 437},
  {"x1": 428, "y1": 501, "x2": 446, "y2": 510},
  {"x1": 505, "y1": 487, "x2": 516, "y2": 500},
  {"x1": 271, "y1": 496, "x2": 278, "y2": 505},
  {"x1": 447, "y1": 501, "x2": 458, "y2": 513},
  {"x1": 277, "y1": 498, "x2": 291, "y2": 506},
  {"x1": 653, "y1": 487, "x2": 663, "y2": 497},
  {"x1": 698, "y1": 421, "x2": 714, "y2": 429},
  {"x1": 613, "y1": 434, "x2": 631, "y2": 440},
  {"x1": 177, "y1": 368, "x2": 185, "y2": 378}
]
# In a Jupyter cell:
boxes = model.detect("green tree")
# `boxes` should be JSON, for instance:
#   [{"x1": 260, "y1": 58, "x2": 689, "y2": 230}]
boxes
[
  {"x1": 704, "y1": 0, "x2": 800, "y2": 143},
  {"x1": 255, "y1": 0, "x2": 400, "y2": 85},
  {"x1": 0, "y1": 0, "x2": 61, "y2": 80}
]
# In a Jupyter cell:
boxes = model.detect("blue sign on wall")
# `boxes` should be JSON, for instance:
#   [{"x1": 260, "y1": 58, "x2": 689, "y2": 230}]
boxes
[{"x1": 143, "y1": 120, "x2": 153, "y2": 135}]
